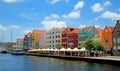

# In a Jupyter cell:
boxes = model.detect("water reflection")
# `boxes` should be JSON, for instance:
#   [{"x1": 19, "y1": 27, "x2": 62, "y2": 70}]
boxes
[{"x1": 0, "y1": 54, "x2": 120, "y2": 71}]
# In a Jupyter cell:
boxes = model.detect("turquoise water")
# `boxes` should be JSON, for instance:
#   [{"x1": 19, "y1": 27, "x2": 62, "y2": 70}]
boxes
[{"x1": 0, "y1": 54, "x2": 120, "y2": 71}]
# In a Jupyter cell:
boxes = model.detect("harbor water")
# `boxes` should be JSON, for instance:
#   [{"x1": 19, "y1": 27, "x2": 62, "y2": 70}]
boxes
[{"x1": 0, "y1": 54, "x2": 120, "y2": 71}]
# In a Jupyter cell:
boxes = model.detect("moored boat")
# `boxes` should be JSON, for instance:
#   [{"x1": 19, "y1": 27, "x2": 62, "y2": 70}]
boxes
[
  {"x1": 11, "y1": 49, "x2": 25, "y2": 55},
  {"x1": 0, "y1": 50, "x2": 8, "y2": 54}
]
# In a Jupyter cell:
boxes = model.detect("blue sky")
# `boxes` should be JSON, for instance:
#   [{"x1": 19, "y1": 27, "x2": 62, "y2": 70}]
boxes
[{"x1": 0, "y1": 0, "x2": 120, "y2": 42}]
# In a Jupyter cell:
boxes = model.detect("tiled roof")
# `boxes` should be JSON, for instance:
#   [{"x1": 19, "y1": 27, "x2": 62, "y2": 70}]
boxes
[
  {"x1": 96, "y1": 28, "x2": 103, "y2": 38},
  {"x1": 83, "y1": 26, "x2": 93, "y2": 31},
  {"x1": 70, "y1": 28, "x2": 81, "y2": 34},
  {"x1": 108, "y1": 26, "x2": 114, "y2": 32},
  {"x1": 33, "y1": 30, "x2": 46, "y2": 34},
  {"x1": 27, "y1": 32, "x2": 32, "y2": 37}
]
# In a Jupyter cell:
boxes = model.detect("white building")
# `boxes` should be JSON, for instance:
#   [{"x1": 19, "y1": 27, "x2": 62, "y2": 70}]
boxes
[{"x1": 46, "y1": 28, "x2": 64, "y2": 48}]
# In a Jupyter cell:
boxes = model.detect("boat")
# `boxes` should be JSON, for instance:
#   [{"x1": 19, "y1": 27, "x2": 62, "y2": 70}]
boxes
[
  {"x1": 0, "y1": 50, "x2": 8, "y2": 54},
  {"x1": 11, "y1": 49, "x2": 25, "y2": 55}
]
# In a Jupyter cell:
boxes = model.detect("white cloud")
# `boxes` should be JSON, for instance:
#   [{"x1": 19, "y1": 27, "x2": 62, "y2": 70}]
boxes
[
  {"x1": 91, "y1": 3, "x2": 103, "y2": 12},
  {"x1": 0, "y1": 24, "x2": 20, "y2": 32},
  {"x1": 41, "y1": 20, "x2": 67, "y2": 30},
  {"x1": 95, "y1": 25, "x2": 99, "y2": 28},
  {"x1": 0, "y1": 24, "x2": 7, "y2": 31},
  {"x1": 104, "y1": 1, "x2": 111, "y2": 6},
  {"x1": 79, "y1": 24, "x2": 85, "y2": 28},
  {"x1": 45, "y1": 14, "x2": 60, "y2": 20},
  {"x1": 2, "y1": 0, "x2": 25, "y2": 3},
  {"x1": 62, "y1": 11, "x2": 80, "y2": 19},
  {"x1": 23, "y1": 29, "x2": 32, "y2": 34},
  {"x1": 91, "y1": 1, "x2": 111, "y2": 13},
  {"x1": 74, "y1": 1, "x2": 84, "y2": 10},
  {"x1": 101, "y1": 11, "x2": 120, "y2": 20},
  {"x1": 47, "y1": 0, "x2": 60, "y2": 4},
  {"x1": 8, "y1": 25, "x2": 20, "y2": 29},
  {"x1": 62, "y1": 1, "x2": 84, "y2": 19}
]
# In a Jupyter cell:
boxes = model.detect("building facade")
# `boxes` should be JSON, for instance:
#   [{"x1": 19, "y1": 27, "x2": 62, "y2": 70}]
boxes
[
  {"x1": 17, "y1": 38, "x2": 24, "y2": 48},
  {"x1": 32, "y1": 30, "x2": 46, "y2": 49},
  {"x1": 24, "y1": 32, "x2": 32, "y2": 49},
  {"x1": 112, "y1": 20, "x2": 120, "y2": 56},
  {"x1": 102, "y1": 26, "x2": 114, "y2": 50},
  {"x1": 46, "y1": 28, "x2": 64, "y2": 48},
  {"x1": 62, "y1": 28, "x2": 81, "y2": 49},
  {"x1": 78, "y1": 26, "x2": 98, "y2": 46}
]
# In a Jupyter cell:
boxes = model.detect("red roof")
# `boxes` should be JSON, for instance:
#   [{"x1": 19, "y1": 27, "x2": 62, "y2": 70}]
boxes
[
  {"x1": 108, "y1": 26, "x2": 114, "y2": 32},
  {"x1": 70, "y1": 28, "x2": 81, "y2": 34},
  {"x1": 33, "y1": 30, "x2": 46, "y2": 34},
  {"x1": 26, "y1": 32, "x2": 32, "y2": 37},
  {"x1": 83, "y1": 26, "x2": 93, "y2": 31}
]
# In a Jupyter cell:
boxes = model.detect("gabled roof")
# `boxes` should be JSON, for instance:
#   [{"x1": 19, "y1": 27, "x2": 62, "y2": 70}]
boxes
[
  {"x1": 96, "y1": 28, "x2": 103, "y2": 38},
  {"x1": 70, "y1": 28, "x2": 81, "y2": 34},
  {"x1": 83, "y1": 26, "x2": 94, "y2": 31},
  {"x1": 33, "y1": 30, "x2": 46, "y2": 34},
  {"x1": 107, "y1": 26, "x2": 114, "y2": 32},
  {"x1": 27, "y1": 32, "x2": 32, "y2": 37}
]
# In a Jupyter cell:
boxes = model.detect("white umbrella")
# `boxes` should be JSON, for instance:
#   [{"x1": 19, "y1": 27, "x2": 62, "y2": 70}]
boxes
[
  {"x1": 66, "y1": 48, "x2": 72, "y2": 51},
  {"x1": 80, "y1": 47, "x2": 86, "y2": 51},
  {"x1": 50, "y1": 48, "x2": 54, "y2": 51},
  {"x1": 73, "y1": 48, "x2": 79, "y2": 51},
  {"x1": 54, "y1": 48, "x2": 59, "y2": 51},
  {"x1": 60, "y1": 48, "x2": 66, "y2": 51}
]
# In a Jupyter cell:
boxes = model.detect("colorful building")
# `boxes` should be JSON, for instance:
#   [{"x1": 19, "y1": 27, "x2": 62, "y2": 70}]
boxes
[
  {"x1": 91, "y1": 28, "x2": 103, "y2": 40},
  {"x1": 46, "y1": 28, "x2": 64, "y2": 48},
  {"x1": 78, "y1": 26, "x2": 98, "y2": 46},
  {"x1": 17, "y1": 38, "x2": 24, "y2": 48},
  {"x1": 62, "y1": 28, "x2": 81, "y2": 49},
  {"x1": 32, "y1": 30, "x2": 46, "y2": 49},
  {"x1": 112, "y1": 20, "x2": 120, "y2": 56},
  {"x1": 24, "y1": 32, "x2": 32, "y2": 49},
  {"x1": 102, "y1": 26, "x2": 114, "y2": 50}
]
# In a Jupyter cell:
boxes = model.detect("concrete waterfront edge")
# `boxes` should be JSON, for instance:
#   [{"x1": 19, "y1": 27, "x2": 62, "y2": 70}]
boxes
[{"x1": 25, "y1": 53, "x2": 120, "y2": 66}]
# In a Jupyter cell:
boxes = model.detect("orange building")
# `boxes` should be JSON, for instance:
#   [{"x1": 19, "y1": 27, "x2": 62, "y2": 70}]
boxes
[
  {"x1": 32, "y1": 30, "x2": 46, "y2": 49},
  {"x1": 102, "y1": 26, "x2": 114, "y2": 50}
]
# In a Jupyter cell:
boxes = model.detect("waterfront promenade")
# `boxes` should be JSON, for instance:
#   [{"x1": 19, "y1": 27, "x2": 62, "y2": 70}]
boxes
[{"x1": 25, "y1": 52, "x2": 120, "y2": 65}]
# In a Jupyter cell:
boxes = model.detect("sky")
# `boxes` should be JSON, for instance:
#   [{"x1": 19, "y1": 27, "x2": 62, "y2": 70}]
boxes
[{"x1": 0, "y1": 0, "x2": 120, "y2": 42}]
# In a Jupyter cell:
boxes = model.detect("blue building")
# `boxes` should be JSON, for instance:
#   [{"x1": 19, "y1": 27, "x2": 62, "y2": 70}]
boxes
[{"x1": 78, "y1": 26, "x2": 98, "y2": 46}]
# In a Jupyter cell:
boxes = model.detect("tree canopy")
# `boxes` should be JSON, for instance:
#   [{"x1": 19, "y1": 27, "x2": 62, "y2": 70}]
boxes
[
  {"x1": 84, "y1": 39, "x2": 94, "y2": 51},
  {"x1": 56, "y1": 43, "x2": 62, "y2": 49}
]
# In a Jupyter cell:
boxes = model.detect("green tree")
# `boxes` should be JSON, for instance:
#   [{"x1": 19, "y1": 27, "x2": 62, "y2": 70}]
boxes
[
  {"x1": 56, "y1": 43, "x2": 62, "y2": 49},
  {"x1": 84, "y1": 39, "x2": 94, "y2": 51},
  {"x1": 78, "y1": 44, "x2": 84, "y2": 49},
  {"x1": 93, "y1": 40, "x2": 105, "y2": 51}
]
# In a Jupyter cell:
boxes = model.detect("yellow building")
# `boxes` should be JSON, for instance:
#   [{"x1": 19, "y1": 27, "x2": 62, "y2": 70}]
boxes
[{"x1": 32, "y1": 30, "x2": 46, "y2": 49}]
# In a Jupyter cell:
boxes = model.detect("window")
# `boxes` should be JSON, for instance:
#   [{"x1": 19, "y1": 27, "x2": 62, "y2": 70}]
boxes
[
  {"x1": 108, "y1": 43, "x2": 111, "y2": 48},
  {"x1": 108, "y1": 36, "x2": 110, "y2": 39},
  {"x1": 114, "y1": 46, "x2": 116, "y2": 50},
  {"x1": 117, "y1": 38, "x2": 120, "y2": 44},
  {"x1": 113, "y1": 38, "x2": 116, "y2": 44},
  {"x1": 104, "y1": 36, "x2": 106, "y2": 40},
  {"x1": 118, "y1": 46, "x2": 120, "y2": 50},
  {"x1": 106, "y1": 29, "x2": 108, "y2": 32}
]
